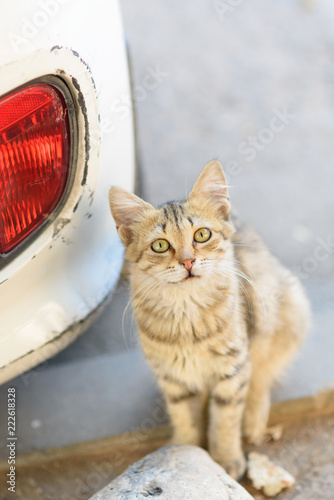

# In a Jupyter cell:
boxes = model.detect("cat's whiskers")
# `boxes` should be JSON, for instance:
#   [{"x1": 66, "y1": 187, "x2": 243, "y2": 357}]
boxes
[
  {"x1": 217, "y1": 259, "x2": 267, "y2": 316},
  {"x1": 132, "y1": 279, "x2": 163, "y2": 314},
  {"x1": 131, "y1": 274, "x2": 169, "y2": 340},
  {"x1": 122, "y1": 275, "x2": 160, "y2": 349},
  {"x1": 122, "y1": 279, "x2": 148, "y2": 351},
  {"x1": 155, "y1": 266, "x2": 189, "y2": 284},
  {"x1": 233, "y1": 240, "x2": 272, "y2": 251},
  {"x1": 202, "y1": 261, "x2": 254, "y2": 319},
  {"x1": 199, "y1": 261, "x2": 234, "y2": 287},
  {"x1": 128, "y1": 279, "x2": 162, "y2": 346},
  {"x1": 229, "y1": 265, "x2": 267, "y2": 314},
  {"x1": 220, "y1": 259, "x2": 260, "y2": 294},
  {"x1": 223, "y1": 256, "x2": 253, "y2": 273},
  {"x1": 218, "y1": 268, "x2": 254, "y2": 320}
]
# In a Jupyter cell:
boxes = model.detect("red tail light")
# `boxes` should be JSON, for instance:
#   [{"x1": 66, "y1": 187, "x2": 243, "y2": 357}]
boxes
[{"x1": 0, "y1": 83, "x2": 71, "y2": 254}]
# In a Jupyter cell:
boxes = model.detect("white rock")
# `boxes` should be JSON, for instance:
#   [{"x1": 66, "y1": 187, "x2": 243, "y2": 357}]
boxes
[
  {"x1": 247, "y1": 452, "x2": 295, "y2": 497},
  {"x1": 89, "y1": 445, "x2": 254, "y2": 500}
]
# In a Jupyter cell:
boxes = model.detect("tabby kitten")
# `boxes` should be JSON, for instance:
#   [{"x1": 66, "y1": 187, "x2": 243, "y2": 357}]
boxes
[{"x1": 108, "y1": 161, "x2": 310, "y2": 480}]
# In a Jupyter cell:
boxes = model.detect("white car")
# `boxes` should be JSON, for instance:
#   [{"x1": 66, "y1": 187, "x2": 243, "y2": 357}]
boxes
[{"x1": 0, "y1": 0, "x2": 135, "y2": 383}]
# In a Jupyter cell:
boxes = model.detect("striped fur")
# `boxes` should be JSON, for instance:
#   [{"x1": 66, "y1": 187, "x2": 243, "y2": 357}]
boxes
[{"x1": 109, "y1": 160, "x2": 310, "y2": 480}]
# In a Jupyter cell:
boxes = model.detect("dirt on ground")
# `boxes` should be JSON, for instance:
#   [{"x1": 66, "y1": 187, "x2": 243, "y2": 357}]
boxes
[{"x1": 0, "y1": 414, "x2": 333, "y2": 500}]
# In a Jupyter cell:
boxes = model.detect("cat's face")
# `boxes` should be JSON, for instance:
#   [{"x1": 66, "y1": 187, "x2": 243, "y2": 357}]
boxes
[{"x1": 109, "y1": 161, "x2": 235, "y2": 286}]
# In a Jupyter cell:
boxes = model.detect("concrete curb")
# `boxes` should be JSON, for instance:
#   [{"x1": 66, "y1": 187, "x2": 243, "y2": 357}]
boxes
[
  {"x1": 269, "y1": 387, "x2": 334, "y2": 425},
  {"x1": 1, "y1": 387, "x2": 333, "y2": 472}
]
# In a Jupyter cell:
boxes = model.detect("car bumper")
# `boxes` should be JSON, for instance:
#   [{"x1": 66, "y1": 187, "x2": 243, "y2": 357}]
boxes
[{"x1": 0, "y1": 0, "x2": 135, "y2": 383}]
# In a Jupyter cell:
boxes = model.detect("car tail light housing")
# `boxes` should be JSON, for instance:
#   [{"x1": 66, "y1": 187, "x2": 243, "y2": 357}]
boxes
[{"x1": 0, "y1": 82, "x2": 71, "y2": 255}]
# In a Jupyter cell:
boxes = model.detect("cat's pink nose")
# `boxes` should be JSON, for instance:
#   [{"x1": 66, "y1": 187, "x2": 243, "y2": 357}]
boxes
[{"x1": 182, "y1": 259, "x2": 195, "y2": 272}]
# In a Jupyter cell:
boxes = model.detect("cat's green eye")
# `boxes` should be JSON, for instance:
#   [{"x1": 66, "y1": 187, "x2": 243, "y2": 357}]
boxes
[
  {"x1": 194, "y1": 228, "x2": 211, "y2": 243},
  {"x1": 151, "y1": 239, "x2": 170, "y2": 253}
]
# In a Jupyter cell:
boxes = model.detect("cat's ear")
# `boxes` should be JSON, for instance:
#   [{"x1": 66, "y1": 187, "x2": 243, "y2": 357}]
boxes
[
  {"x1": 109, "y1": 187, "x2": 153, "y2": 246},
  {"x1": 188, "y1": 160, "x2": 230, "y2": 219}
]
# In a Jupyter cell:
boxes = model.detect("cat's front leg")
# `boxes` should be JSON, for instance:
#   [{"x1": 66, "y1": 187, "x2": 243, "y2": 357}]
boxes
[
  {"x1": 159, "y1": 377, "x2": 206, "y2": 447},
  {"x1": 208, "y1": 359, "x2": 250, "y2": 480}
]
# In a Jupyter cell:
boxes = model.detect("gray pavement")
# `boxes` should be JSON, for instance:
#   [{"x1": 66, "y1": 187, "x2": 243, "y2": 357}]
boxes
[{"x1": 1, "y1": 0, "x2": 334, "y2": 457}]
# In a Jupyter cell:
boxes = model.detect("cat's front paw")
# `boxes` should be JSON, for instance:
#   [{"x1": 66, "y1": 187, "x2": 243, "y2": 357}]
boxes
[
  {"x1": 242, "y1": 417, "x2": 265, "y2": 445},
  {"x1": 217, "y1": 454, "x2": 246, "y2": 481},
  {"x1": 243, "y1": 394, "x2": 270, "y2": 445}
]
